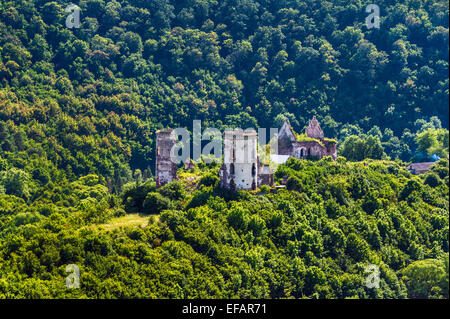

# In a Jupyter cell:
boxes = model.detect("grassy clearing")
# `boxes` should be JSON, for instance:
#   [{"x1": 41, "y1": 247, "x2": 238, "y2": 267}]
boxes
[{"x1": 98, "y1": 213, "x2": 154, "y2": 230}]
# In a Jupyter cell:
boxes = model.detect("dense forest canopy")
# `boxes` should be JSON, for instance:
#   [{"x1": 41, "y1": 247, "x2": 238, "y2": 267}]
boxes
[
  {"x1": 0, "y1": 0, "x2": 449, "y2": 182},
  {"x1": 0, "y1": 0, "x2": 448, "y2": 299},
  {"x1": 0, "y1": 158, "x2": 449, "y2": 298}
]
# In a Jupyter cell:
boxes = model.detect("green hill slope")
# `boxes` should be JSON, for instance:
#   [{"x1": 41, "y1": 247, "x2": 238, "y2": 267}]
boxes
[{"x1": 0, "y1": 158, "x2": 448, "y2": 298}]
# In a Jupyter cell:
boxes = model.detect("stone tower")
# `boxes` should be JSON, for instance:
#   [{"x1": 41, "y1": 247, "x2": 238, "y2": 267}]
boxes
[
  {"x1": 220, "y1": 129, "x2": 258, "y2": 190},
  {"x1": 155, "y1": 129, "x2": 178, "y2": 187}
]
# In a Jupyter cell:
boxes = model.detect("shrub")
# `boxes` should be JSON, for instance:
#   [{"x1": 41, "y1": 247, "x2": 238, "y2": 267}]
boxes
[
  {"x1": 143, "y1": 192, "x2": 171, "y2": 214},
  {"x1": 345, "y1": 233, "x2": 370, "y2": 262},
  {"x1": 159, "y1": 180, "x2": 185, "y2": 201},
  {"x1": 248, "y1": 215, "x2": 266, "y2": 237},
  {"x1": 198, "y1": 173, "x2": 219, "y2": 187},
  {"x1": 304, "y1": 266, "x2": 327, "y2": 295},
  {"x1": 424, "y1": 173, "x2": 441, "y2": 188},
  {"x1": 227, "y1": 206, "x2": 248, "y2": 231},
  {"x1": 0, "y1": 168, "x2": 33, "y2": 199},
  {"x1": 122, "y1": 181, "x2": 157, "y2": 212},
  {"x1": 259, "y1": 185, "x2": 270, "y2": 193},
  {"x1": 286, "y1": 176, "x2": 303, "y2": 192}
]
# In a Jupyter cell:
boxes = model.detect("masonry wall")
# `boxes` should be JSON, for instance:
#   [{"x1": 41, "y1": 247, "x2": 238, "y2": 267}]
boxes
[
  {"x1": 291, "y1": 141, "x2": 325, "y2": 158},
  {"x1": 156, "y1": 130, "x2": 178, "y2": 187},
  {"x1": 258, "y1": 164, "x2": 274, "y2": 186},
  {"x1": 324, "y1": 141, "x2": 337, "y2": 160},
  {"x1": 278, "y1": 120, "x2": 296, "y2": 155}
]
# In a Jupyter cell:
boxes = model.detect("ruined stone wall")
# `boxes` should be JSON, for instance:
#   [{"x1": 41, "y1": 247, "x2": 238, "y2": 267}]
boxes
[
  {"x1": 278, "y1": 137, "x2": 293, "y2": 156},
  {"x1": 258, "y1": 164, "x2": 274, "y2": 186},
  {"x1": 156, "y1": 129, "x2": 178, "y2": 187},
  {"x1": 292, "y1": 141, "x2": 325, "y2": 158},
  {"x1": 278, "y1": 119, "x2": 296, "y2": 155},
  {"x1": 305, "y1": 116, "x2": 324, "y2": 139},
  {"x1": 324, "y1": 141, "x2": 337, "y2": 160}
]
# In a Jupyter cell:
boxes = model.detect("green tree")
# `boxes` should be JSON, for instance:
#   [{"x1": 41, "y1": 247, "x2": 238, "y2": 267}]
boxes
[
  {"x1": 401, "y1": 259, "x2": 447, "y2": 299},
  {"x1": 143, "y1": 192, "x2": 171, "y2": 214}
]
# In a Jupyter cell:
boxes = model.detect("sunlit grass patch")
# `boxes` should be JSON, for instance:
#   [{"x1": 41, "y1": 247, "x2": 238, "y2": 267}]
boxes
[{"x1": 98, "y1": 213, "x2": 153, "y2": 230}]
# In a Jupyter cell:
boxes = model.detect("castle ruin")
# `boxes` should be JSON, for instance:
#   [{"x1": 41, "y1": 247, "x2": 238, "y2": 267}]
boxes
[
  {"x1": 155, "y1": 117, "x2": 336, "y2": 190},
  {"x1": 278, "y1": 116, "x2": 337, "y2": 160}
]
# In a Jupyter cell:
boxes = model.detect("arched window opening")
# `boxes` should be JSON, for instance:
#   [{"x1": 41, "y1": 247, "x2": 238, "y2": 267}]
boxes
[{"x1": 230, "y1": 163, "x2": 235, "y2": 174}]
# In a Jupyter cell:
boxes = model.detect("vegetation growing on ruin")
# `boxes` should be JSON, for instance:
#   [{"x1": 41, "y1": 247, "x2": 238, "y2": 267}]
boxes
[{"x1": 295, "y1": 133, "x2": 324, "y2": 146}]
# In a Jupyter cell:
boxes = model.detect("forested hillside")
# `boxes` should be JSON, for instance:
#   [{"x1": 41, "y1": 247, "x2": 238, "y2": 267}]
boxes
[
  {"x1": 0, "y1": 0, "x2": 449, "y2": 185},
  {"x1": 0, "y1": 158, "x2": 448, "y2": 298},
  {"x1": 0, "y1": 0, "x2": 449, "y2": 299}
]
